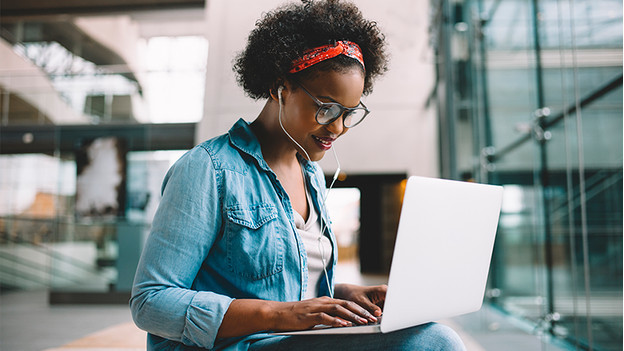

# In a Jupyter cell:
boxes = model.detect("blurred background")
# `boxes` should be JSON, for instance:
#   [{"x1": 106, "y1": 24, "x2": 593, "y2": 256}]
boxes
[{"x1": 0, "y1": 0, "x2": 621, "y2": 350}]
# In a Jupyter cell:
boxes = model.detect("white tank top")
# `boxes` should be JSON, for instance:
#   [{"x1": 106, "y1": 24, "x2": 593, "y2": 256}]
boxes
[{"x1": 292, "y1": 188, "x2": 332, "y2": 300}]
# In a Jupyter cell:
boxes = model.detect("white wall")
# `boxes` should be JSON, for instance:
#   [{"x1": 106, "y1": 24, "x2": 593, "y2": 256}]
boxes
[{"x1": 197, "y1": 0, "x2": 439, "y2": 177}]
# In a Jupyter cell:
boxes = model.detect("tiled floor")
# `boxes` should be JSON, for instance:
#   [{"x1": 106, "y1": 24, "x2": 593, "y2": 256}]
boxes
[
  {"x1": 0, "y1": 290, "x2": 132, "y2": 351},
  {"x1": 1, "y1": 263, "x2": 572, "y2": 351}
]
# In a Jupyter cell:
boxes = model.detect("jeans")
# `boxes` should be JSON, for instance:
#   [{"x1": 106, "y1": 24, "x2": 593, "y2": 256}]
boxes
[{"x1": 248, "y1": 323, "x2": 467, "y2": 351}]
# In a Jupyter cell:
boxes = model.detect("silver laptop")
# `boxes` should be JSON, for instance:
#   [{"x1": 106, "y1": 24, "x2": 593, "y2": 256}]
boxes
[{"x1": 272, "y1": 176, "x2": 503, "y2": 335}]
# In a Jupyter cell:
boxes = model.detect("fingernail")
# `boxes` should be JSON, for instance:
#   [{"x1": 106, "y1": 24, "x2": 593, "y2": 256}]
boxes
[{"x1": 359, "y1": 317, "x2": 367, "y2": 324}]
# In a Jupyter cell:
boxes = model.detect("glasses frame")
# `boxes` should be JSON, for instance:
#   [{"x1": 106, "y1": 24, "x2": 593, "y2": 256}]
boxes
[{"x1": 297, "y1": 83, "x2": 370, "y2": 128}]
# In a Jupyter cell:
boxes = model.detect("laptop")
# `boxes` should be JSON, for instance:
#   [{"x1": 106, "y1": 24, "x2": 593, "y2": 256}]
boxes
[{"x1": 272, "y1": 176, "x2": 503, "y2": 335}]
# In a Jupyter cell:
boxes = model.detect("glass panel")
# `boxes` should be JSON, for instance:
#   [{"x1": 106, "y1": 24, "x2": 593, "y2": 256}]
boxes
[
  {"x1": 126, "y1": 150, "x2": 186, "y2": 223},
  {"x1": 1, "y1": 19, "x2": 207, "y2": 125},
  {"x1": 325, "y1": 188, "x2": 361, "y2": 263},
  {"x1": 446, "y1": 0, "x2": 623, "y2": 349},
  {"x1": 1, "y1": 13, "x2": 203, "y2": 298}
]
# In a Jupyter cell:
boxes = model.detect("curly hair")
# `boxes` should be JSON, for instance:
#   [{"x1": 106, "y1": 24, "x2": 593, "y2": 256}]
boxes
[{"x1": 233, "y1": 0, "x2": 388, "y2": 100}]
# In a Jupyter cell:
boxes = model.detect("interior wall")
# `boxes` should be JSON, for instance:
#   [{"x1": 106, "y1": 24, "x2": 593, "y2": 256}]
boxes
[{"x1": 196, "y1": 0, "x2": 439, "y2": 177}]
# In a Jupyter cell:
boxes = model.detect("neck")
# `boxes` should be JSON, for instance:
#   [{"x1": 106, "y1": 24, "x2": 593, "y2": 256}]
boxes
[{"x1": 251, "y1": 99, "x2": 300, "y2": 169}]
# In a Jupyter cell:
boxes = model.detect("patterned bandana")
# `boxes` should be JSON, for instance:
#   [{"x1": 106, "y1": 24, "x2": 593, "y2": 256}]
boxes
[{"x1": 289, "y1": 40, "x2": 365, "y2": 74}]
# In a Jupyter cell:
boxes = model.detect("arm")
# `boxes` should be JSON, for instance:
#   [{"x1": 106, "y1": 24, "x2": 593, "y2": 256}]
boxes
[
  {"x1": 217, "y1": 296, "x2": 380, "y2": 338},
  {"x1": 130, "y1": 146, "x2": 230, "y2": 349}
]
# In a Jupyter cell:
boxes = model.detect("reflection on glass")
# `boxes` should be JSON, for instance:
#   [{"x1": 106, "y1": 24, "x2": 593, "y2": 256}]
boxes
[
  {"x1": 1, "y1": 19, "x2": 208, "y2": 125},
  {"x1": 325, "y1": 187, "x2": 361, "y2": 263},
  {"x1": 434, "y1": 0, "x2": 622, "y2": 349}
]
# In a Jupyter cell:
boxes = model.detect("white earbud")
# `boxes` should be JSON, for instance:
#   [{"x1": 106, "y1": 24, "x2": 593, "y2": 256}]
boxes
[
  {"x1": 277, "y1": 86, "x2": 284, "y2": 103},
  {"x1": 277, "y1": 85, "x2": 311, "y2": 161}
]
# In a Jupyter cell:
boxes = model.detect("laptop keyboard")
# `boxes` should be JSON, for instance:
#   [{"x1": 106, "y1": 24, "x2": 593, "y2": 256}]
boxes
[{"x1": 313, "y1": 315, "x2": 382, "y2": 330}]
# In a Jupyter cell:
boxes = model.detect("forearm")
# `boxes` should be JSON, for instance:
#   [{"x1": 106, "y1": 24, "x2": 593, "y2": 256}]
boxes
[
  {"x1": 218, "y1": 296, "x2": 379, "y2": 338},
  {"x1": 216, "y1": 299, "x2": 278, "y2": 338}
]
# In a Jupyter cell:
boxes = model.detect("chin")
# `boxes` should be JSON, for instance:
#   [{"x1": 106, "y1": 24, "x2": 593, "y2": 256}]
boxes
[{"x1": 309, "y1": 151, "x2": 326, "y2": 162}]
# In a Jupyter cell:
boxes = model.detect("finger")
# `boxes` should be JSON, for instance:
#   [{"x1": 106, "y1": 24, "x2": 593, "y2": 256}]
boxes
[
  {"x1": 369, "y1": 285, "x2": 388, "y2": 302},
  {"x1": 367, "y1": 285, "x2": 387, "y2": 311},
  {"x1": 313, "y1": 301, "x2": 367, "y2": 325},
  {"x1": 336, "y1": 300, "x2": 377, "y2": 324},
  {"x1": 315, "y1": 298, "x2": 375, "y2": 324},
  {"x1": 354, "y1": 297, "x2": 383, "y2": 319},
  {"x1": 315, "y1": 312, "x2": 352, "y2": 327}
]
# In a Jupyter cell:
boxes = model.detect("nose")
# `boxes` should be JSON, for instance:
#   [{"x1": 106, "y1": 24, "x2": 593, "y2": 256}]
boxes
[{"x1": 325, "y1": 114, "x2": 346, "y2": 135}]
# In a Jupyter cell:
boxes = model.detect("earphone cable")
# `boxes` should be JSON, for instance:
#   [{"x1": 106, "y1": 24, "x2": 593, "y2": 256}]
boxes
[
  {"x1": 278, "y1": 88, "x2": 311, "y2": 162},
  {"x1": 278, "y1": 87, "x2": 339, "y2": 299}
]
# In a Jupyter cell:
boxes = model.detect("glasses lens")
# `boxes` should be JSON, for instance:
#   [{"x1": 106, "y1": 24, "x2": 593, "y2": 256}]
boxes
[
  {"x1": 316, "y1": 104, "x2": 343, "y2": 124},
  {"x1": 343, "y1": 109, "x2": 367, "y2": 127}
]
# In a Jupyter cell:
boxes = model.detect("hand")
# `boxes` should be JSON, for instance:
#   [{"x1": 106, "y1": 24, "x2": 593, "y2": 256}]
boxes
[
  {"x1": 333, "y1": 283, "x2": 387, "y2": 318},
  {"x1": 269, "y1": 296, "x2": 379, "y2": 331}
]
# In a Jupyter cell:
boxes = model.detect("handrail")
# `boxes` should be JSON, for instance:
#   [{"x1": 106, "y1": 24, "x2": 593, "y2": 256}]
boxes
[
  {"x1": 0, "y1": 225, "x2": 116, "y2": 290},
  {"x1": 0, "y1": 253, "x2": 50, "y2": 288},
  {"x1": 550, "y1": 170, "x2": 623, "y2": 222},
  {"x1": 1, "y1": 231, "x2": 103, "y2": 276},
  {"x1": 0, "y1": 250, "x2": 92, "y2": 288},
  {"x1": 489, "y1": 74, "x2": 623, "y2": 163}
]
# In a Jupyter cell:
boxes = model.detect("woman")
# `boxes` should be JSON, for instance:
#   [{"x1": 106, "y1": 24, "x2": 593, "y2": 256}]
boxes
[{"x1": 130, "y1": 1, "x2": 466, "y2": 350}]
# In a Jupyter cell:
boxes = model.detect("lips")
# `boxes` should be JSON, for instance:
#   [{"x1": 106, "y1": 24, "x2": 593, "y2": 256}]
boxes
[{"x1": 312, "y1": 135, "x2": 335, "y2": 151}]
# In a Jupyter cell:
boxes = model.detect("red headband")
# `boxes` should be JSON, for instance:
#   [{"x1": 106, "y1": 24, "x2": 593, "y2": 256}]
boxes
[{"x1": 289, "y1": 40, "x2": 365, "y2": 74}]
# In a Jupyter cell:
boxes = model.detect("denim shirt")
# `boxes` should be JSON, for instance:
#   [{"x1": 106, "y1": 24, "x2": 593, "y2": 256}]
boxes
[{"x1": 130, "y1": 119, "x2": 337, "y2": 350}]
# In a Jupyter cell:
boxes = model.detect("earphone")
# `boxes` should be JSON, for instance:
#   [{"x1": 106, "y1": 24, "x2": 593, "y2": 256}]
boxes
[
  {"x1": 277, "y1": 85, "x2": 340, "y2": 298},
  {"x1": 278, "y1": 86, "x2": 311, "y2": 162}
]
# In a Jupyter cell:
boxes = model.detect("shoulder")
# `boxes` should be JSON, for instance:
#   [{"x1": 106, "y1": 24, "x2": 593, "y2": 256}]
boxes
[
  {"x1": 178, "y1": 132, "x2": 247, "y2": 173},
  {"x1": 161, "y1": 134, "x2": 230, "y2": 190}
]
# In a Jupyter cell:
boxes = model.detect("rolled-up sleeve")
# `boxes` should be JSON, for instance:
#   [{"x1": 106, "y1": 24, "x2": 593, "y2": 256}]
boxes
[{"x1": 130, "y1": 145, "x2": 233, "y2": 349}]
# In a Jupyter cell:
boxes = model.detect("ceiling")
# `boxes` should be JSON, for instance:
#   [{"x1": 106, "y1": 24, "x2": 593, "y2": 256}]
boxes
[{"x1": 0, "y1": 0, "x2": 205, "y2": 18}]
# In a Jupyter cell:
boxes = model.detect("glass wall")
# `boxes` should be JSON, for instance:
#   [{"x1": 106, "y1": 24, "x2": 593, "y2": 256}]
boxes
[
  {"x1": 0, "y1": 16, "x2": 204, "y2": 299},
  {"x1": 431, "y1": 0, "x2": 622, "y2": 349}
]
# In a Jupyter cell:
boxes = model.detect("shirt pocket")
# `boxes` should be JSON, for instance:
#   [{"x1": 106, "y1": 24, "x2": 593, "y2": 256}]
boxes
[{"x1": 224, "y1": 203, "x2": 284, "y2": 281}]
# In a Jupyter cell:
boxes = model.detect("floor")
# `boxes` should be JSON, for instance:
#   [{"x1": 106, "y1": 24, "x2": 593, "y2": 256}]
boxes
[
  {"x1": 1, "y1": 263, "x2": 573, "y2": 351},
  {"x1": 0, "y1": 290, "x2": 133, "y2": 351}
]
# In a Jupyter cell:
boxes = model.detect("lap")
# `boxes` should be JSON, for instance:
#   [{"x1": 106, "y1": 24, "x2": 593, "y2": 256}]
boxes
[{"x1": 248, "y1": 323, "x2": 466, "y2": 351}]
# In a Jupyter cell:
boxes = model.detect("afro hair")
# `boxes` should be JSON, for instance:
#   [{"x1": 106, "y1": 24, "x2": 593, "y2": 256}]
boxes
[{"x1": 233, "y1": 0, "x2": 388, "y2": 100}]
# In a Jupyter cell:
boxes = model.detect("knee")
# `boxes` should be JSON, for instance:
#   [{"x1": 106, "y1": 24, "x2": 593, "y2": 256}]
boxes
[{"x1": 417, "y1": 323, "x2": 466, "y2": 351}]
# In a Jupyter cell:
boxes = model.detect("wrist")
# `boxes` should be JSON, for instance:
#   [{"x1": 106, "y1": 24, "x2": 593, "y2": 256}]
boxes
[
  {"x1": 261, "y1": 300, "x2": 280, "y2": 331},
  {"x1": 333, "y1": 283, "x2": 349, "y2": 299}
]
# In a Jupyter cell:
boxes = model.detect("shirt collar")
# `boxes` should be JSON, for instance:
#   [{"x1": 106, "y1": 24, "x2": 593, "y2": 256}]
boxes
[
  {"x1": 228, "y1": 118, "x2": 269, "y2": 171},
  {"x1": 227, "y1": 118, "x2": 315, "y2": 173}
]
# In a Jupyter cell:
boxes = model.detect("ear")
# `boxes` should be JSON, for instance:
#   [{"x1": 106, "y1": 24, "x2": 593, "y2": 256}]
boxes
[
  {"x1": 269, "y1": 79, "x2": 287, "y2": 102},
  {"x1": 269, "y1": 87, "x2": 283, "y2": 102}
]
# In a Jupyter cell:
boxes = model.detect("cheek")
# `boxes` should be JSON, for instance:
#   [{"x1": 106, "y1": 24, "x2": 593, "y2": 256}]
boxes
[
  {"x1": 286, "y1": 106, "x2": 316, "y2": 131},
  {"x1": 285, "y1": 100, "x2": 307, "y2": 120}
]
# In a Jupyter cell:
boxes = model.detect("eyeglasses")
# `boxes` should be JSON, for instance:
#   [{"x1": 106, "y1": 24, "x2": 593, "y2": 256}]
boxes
[{"x1": 297, "y1": 83, "x2": 370, "y2": 128}]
